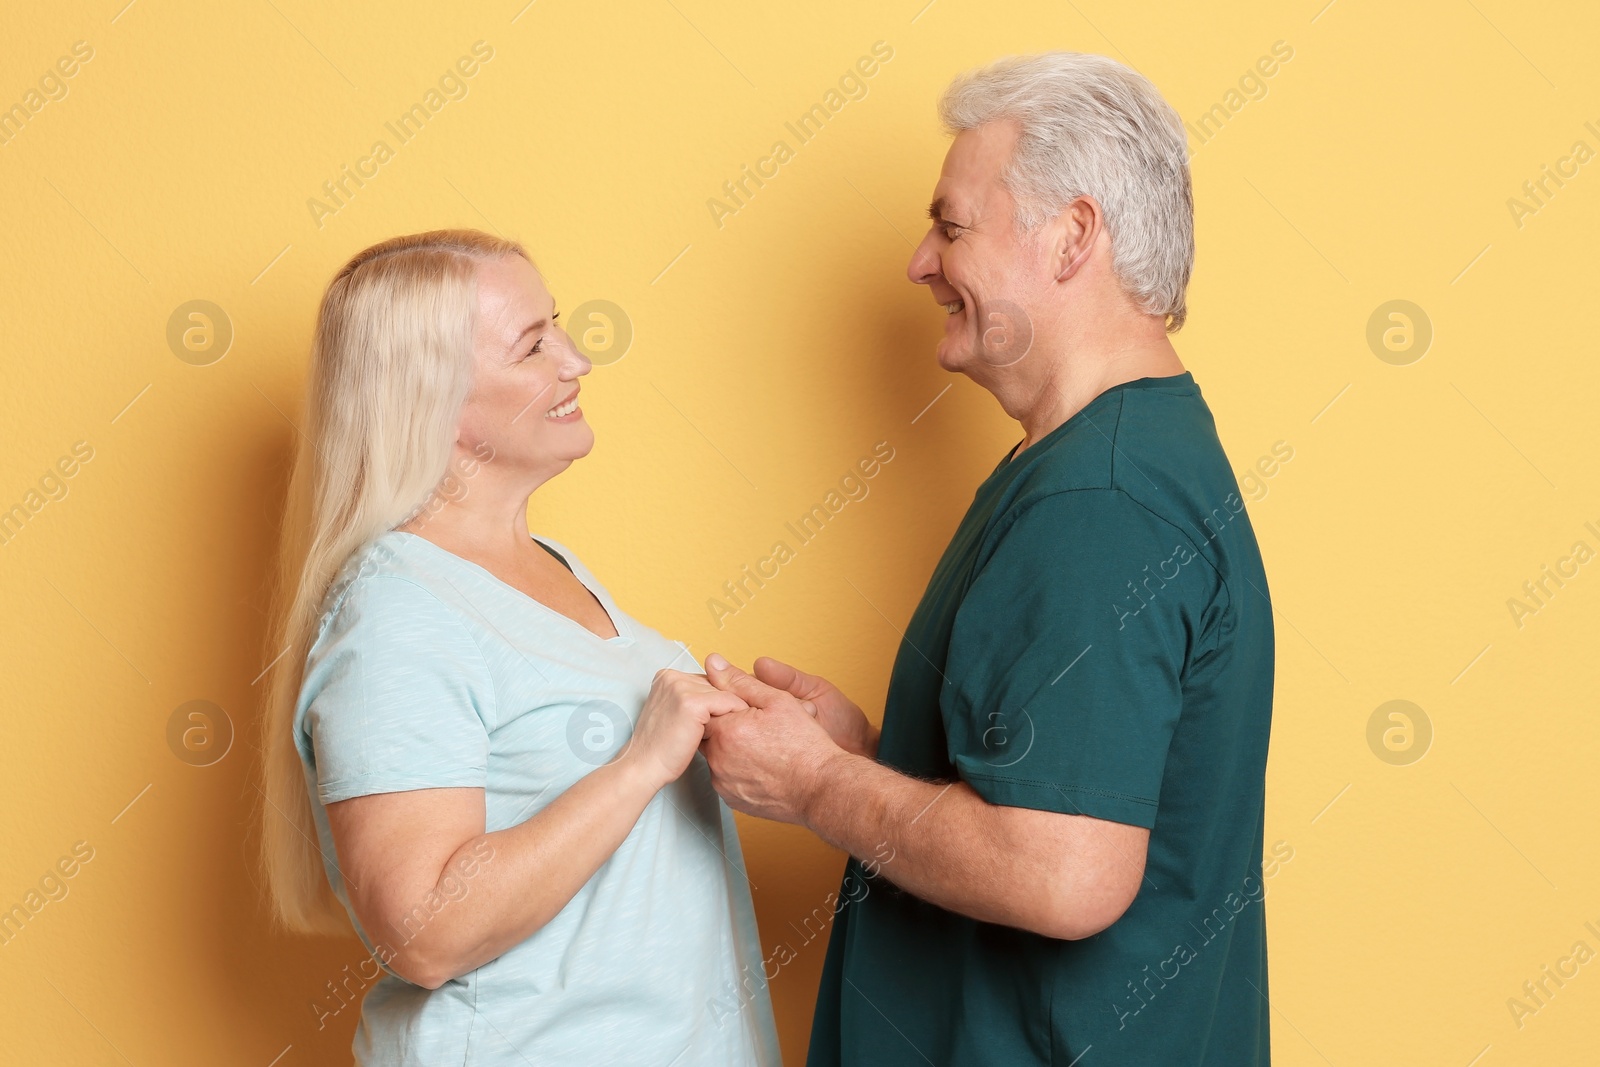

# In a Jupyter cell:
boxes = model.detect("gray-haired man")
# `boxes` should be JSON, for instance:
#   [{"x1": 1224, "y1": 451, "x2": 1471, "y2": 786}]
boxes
[{"x1": 701, "y1": 51, "x2": 1277, "y2": 1066}]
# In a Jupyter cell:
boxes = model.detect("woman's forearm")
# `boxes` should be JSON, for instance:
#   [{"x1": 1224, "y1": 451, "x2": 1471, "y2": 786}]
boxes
[
  {"x1": 333, "y1": 672, "x2": 733, "y2": 988},
  {"x1": 368, "y1": 752, "x2": 664, "y2": 988}
]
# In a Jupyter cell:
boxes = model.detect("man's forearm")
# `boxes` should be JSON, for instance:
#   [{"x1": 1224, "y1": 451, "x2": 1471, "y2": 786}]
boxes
[
  {"x1": 697, "y1": 655, "x2": 1147, "y2": 938},
  {"x1": 798, "y1": 749, "x2": 1095, "y2": 939},
  {"x1": 854, "y1": 722, "x2": 882, "y2": 759}
]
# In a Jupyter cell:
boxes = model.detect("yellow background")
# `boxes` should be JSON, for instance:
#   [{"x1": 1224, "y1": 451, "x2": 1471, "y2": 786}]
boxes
[{"x1": 2, "y1": 0, "x2": 1597, "y2": 1063}]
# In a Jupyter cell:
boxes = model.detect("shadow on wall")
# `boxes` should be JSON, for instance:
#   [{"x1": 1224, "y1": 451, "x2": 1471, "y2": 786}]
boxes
[{"x1": 234, "y1": 410, "x2": 373, "y2": 1061}]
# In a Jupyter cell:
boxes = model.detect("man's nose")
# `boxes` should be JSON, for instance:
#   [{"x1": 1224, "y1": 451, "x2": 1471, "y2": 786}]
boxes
[{"x1": 907, "y1": 231, "x2": 941, "y2": 286}]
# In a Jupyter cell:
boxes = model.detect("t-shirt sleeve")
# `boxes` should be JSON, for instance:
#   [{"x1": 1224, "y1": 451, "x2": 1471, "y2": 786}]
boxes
[
  {"x1": 942, "y1": 489, "x2": 1211, "y2": 829},
  {"x1": 300, "y1": 574, "x2": 494, "y2": 805}
]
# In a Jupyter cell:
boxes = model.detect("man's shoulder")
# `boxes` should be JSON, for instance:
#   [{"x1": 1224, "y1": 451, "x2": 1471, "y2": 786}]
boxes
[
  {"x1": 1017, "y1": 377, "x2": 1226, "y2": 505},
  {"x1": 999, "y1": 379, "x2": 1262, "y2": 585}
]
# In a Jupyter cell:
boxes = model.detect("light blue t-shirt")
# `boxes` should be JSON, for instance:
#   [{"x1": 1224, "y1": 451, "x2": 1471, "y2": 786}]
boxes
[{"x1": 294, "y1": 530, "x2": 781, "y2": 1066}]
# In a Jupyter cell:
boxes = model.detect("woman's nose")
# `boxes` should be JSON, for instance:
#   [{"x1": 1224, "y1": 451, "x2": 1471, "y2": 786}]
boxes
[{"x1": 557, "y1": 328, "x2": 593, "y2": 377}]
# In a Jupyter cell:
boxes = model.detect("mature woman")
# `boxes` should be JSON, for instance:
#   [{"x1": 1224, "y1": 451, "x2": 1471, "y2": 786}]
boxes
[{"x1": 259, "y1": 229, "x2": 780, "y2": 1065}]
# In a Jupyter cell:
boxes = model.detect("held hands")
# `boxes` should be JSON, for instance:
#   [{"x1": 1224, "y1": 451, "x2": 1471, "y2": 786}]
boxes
[
  {"x1": 698, "y1": 653, "x2": 855, "y2": 825},
  {"x1": 623, "y1": 669, "x2": 748, "y2": 789},
  {"x1": 749, "y1": 656, "x2": 880, "y2": 759}
]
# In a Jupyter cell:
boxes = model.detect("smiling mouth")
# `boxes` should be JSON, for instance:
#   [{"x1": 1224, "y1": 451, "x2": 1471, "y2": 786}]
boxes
[{"x1": 546, "y1": 392, "x2": 580, "y2": 419}]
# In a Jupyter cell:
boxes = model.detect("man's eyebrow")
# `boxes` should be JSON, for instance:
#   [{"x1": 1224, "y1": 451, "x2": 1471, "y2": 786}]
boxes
[{"x1": 927, "y1": 198, "x2": 947, "y2": 222}]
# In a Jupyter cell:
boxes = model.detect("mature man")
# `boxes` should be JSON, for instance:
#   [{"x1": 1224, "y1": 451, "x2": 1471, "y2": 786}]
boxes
[{"x1": 700, "y1": 52, "x2": 1275, "y2": 1066}]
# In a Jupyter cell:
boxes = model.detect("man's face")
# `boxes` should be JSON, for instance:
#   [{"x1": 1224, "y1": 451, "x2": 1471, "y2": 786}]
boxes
[{"x1": 907, "y1": 120, "x2": 1051, "y2": 379}]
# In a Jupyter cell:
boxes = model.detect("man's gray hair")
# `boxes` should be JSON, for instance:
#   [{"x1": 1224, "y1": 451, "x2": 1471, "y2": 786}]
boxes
[{"x1": 939, "y1": 52, "x2": 1194, "y2": 332}]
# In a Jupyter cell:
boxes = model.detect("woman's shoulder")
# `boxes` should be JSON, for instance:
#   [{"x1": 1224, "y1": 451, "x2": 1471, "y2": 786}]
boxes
[
  {"x1": 314, "y1": 533, "x2": 473, "y2": 640},
  {"x1": 296, "y1": 535, "x2": 497, "y2": 731}
]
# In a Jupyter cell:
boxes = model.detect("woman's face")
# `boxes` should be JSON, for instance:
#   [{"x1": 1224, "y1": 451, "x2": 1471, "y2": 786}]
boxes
[{"x1": 456, "y1": 254, "x2": 593, "y2": 477}]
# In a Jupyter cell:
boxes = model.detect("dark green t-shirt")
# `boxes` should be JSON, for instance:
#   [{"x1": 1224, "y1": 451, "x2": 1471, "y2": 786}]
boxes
[{"x1": 807, "y1": 372, "x2": 1276, "y2": 1067}]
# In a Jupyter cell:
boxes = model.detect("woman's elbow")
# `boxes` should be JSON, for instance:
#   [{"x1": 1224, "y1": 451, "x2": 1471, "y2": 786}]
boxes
[
  {"x1": 361, "y1": 909, "x2": 467, "y2": 989},
  {"x1": 410, "y1": 968, "x2": 452, "y2": 992},
  {"x1": 379, "y1": 914, "x2": 552, "y2": 989},
  {"x1": 384, "y1": 946, "x2": 458, "y2": 991}
]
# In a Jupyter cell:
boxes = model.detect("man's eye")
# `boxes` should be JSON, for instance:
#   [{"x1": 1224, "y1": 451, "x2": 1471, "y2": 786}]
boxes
[{"x1": 941, "y1": 223, "x2": 962, "y2": 239}]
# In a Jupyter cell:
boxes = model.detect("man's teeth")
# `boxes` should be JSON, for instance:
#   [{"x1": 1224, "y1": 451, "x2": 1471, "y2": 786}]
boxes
[
  {"x1": 944, "y1": 299, "x2": 964, "y2": 315},
  {"x1": 546, "y1": 396, "x2": 579, "y2": 419}
]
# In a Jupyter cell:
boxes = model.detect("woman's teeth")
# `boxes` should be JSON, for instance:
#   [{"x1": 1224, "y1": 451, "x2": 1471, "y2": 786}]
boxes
[
  {"x1": 546, "y1": 396, "x2": 579, "y2": 419},
  {"x1": 945, "y1": 299, "x2": 964, "y2": 314}
]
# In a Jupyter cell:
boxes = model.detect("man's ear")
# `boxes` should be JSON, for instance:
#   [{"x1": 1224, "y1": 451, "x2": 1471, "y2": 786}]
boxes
[{"x1": 1050, "y1": 195, "x2": 1103, "y2": 283}]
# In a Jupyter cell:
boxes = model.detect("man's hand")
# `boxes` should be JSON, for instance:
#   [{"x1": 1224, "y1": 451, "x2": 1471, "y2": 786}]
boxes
[
  {"x1": 751, "y1": 656, "x2": 880, "y2": 759},
  {"x1": 700, "y1": 653, "x2": 844, "y2": 825}
]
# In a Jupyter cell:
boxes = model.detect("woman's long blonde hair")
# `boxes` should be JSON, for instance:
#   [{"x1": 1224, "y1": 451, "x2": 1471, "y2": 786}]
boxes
[{"x1": 260, "y1": 228, "x2": 530, "y2": 933}]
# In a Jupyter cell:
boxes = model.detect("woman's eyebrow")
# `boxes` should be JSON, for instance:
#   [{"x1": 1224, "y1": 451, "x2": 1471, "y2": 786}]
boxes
[{"x1": 508, "y1": 316, "x2": 549, "y2": 351}]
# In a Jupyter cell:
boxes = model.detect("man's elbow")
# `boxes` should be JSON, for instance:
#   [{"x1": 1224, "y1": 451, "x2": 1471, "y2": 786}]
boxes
[
  {"x1": 1037, "y1": 893, "x2": 1136, "y2": 941},
  {"x1": 1021, "y1": 813, "x2": 1150, "y2": 940},
  {"x1": 1028, "y1": 871, "x2": 1141, "y2": 941}
]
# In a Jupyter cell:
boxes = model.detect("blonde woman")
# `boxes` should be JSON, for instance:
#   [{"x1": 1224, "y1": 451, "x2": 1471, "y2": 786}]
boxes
[{"x1": 259, "y1": 230, "x2": 781, "y2": 1065}]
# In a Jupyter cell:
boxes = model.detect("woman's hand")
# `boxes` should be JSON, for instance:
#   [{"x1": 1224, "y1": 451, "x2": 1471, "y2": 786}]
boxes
[
  {"x1": 752, "y1": 656, "x2": 879, "y2": 759},
  {"x1": 622, "y1": 669, "x2": 749, "y2": 787}
]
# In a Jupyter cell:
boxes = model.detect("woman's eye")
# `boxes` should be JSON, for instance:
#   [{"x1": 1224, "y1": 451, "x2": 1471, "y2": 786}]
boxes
[{"x1": 522, "y1": 313, "x2": 559, "y2": 359}]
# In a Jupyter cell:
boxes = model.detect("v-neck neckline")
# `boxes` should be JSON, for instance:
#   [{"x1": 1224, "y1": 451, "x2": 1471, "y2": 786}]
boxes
[{"x1": 389, "y1": 531, "x2": 633, "y2": 646}]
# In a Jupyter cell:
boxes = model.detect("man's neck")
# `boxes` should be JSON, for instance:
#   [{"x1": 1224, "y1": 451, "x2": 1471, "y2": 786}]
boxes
[{"x1": 1012, "y1": 334, "x2": 1185, "y2": 457}]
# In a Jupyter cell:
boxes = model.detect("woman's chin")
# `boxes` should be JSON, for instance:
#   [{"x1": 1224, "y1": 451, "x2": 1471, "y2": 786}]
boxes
[{"x1": 561, "y1": 423, "x2": 596, "y2": 459}]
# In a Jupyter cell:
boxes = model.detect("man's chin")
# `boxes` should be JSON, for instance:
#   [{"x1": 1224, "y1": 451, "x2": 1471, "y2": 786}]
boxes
[
  {"x1": 934, "y1": 336, "x2": 960, "y2": 370},
  {"x1": 935, "y1": 339, "x2": 978, "y2": 376}
]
